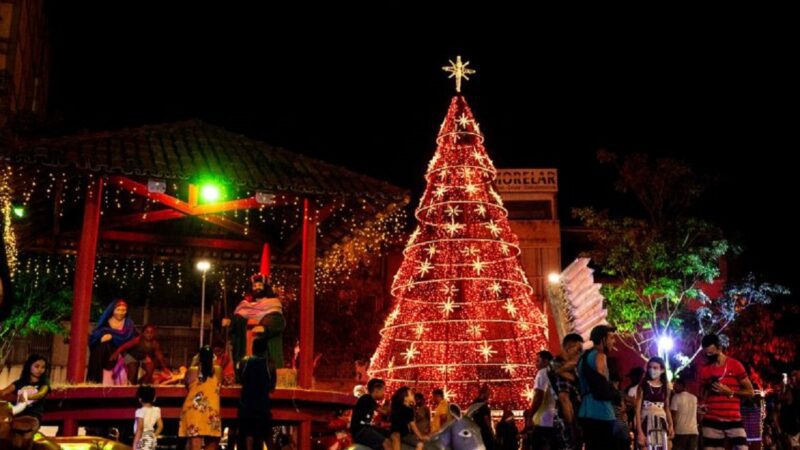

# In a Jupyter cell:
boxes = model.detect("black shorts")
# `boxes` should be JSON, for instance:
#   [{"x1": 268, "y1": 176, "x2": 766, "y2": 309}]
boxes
[
  {"x1": 238, "y1": 414, "x2": 271, "y2": 438},
  {"x1": 354, "y1": 426, "x2": 387, "y2": 450}
]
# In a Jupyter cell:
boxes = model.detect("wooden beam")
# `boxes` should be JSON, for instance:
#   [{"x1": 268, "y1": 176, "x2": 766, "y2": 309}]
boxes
[
  {"x1": 110, "y1": 176, "x2": 288, "y2": 215},
  {"x1": 102, "y1": 209, "x2": 185, "y2": 228},
  {"x1": 109, "y1": 176, "x2": 194, "y2": 215},
  {"x1": 105, "y1": 177, "x2": 287, "y2": 243},
  {"x1": 100, "y1": 230, "x2": 262, "y2": 252},
  {"x1": 199, "y1": 215, "x2": 267, "y2": 242}
]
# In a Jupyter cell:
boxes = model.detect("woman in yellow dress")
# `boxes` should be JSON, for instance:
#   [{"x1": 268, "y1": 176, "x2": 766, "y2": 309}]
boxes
[{"x1": 179, "y1": 346, "x2": 222, "y2": 450}]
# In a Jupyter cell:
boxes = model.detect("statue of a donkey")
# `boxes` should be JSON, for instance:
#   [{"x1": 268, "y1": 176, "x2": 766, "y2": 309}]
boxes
[
  {"x1": 348, "y1": 402, "x2": 486, "y2": 450},
  {"x1": 1, "y1": 401, "x2": 129, "y2": 450},
  {"x1": 424, "y1": 403, "x2": 485, "y2": 450}
]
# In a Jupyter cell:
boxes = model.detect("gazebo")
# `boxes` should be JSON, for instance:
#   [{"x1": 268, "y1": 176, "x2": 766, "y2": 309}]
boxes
[{"x1": 1, "y1": 119, "x2": 409, "y2": 447}]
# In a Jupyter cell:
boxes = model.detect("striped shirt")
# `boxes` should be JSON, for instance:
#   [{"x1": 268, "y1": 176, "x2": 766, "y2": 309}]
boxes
[{"x1": 700, "y1": 357, "x2": 747, "y2": 421}]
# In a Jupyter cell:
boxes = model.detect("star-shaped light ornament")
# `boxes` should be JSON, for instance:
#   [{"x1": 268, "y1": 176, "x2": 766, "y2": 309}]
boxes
[
  {"x1": 446, "y1": 205, "x2": 462, "y2": 218},
  {"x1": 476, "y1": 341, "x2": 498, "y2": 362},
  {"x1": 457, "y1": 113, "x2": 471, "y2": 129},
  {"x1": 444, "y1": 221, "x2": 465, "y2": 236},
  {"x1": 460, "y1": 246, "x2": 479, "y2": 257},
  {"x1": 401, "y1": 343, "x2": 420, "y2": 364},
  {"x1": 437, "y1": 365, "x2": 455, "y2": 375},
  {"x1": 440, "y1": 298, "x2": 459, "y2": 316},
  {"x1": 501, "y1": 364, "x2": 518, "y2": 376},
  {"x1": 485, "y1": 220, "x2": 502, "y2": 238},
  {"x1": 440, "y1": 284, "x2": 459, "y2": 298},
  {"x1": 442, "y1": 56, "x2": 476, "y2": 93},
  {"x1": 503, "y1": 299, "x2": 518, "y2": 317},
  {"x1": 472, "y1": 257, "x2": 487, "y2": 275},
  {"x1": 417, "y1": 260, "x2": 434, "y2": 276},
  {"x1": 522, "y1": 385, "x2": 535, "y2": 402},
  {"x1": 467, "y1": 322, "x2": 485, "y2": 338}
]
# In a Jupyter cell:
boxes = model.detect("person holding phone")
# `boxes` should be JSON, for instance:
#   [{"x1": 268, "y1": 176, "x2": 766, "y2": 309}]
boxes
[{"x1": 698, "y1": 334, "x2": 754, "y2": 450}]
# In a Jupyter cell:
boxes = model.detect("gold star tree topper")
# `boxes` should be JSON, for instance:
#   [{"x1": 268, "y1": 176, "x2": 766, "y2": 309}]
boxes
[{"x1": 442, "y1": 56, "x2": 476, "y2": 93}]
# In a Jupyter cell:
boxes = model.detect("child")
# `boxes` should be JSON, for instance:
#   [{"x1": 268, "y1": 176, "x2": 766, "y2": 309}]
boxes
[
  {"x1": 390, "y1": 386, "x2": 427, "y2": 450},
  {"x1": 0, "y1": 354, "x2": 50, "y2": 421},
  {"x1": 133, "y1": 385, "x2": 163, "y2": 450},
  {"x1": 111, "y1": 324, "x2": 170, "y2": 385},
  {"x1": 635, "y1": 356, "x2": 674, "y2": 450}
]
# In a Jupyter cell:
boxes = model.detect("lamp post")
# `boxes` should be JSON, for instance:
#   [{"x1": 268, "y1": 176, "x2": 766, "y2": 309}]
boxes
[
  {"x1": 196, "y1": 260, "x2": 211, "y2": 347},
  {"x1": 657, "y1": 334, "x2": 675, "y2": 379}
]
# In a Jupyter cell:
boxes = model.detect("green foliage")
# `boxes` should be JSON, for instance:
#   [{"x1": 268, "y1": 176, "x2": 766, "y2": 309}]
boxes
[
  {"x1": 575, "y1": 151, "x2": 788, "y2": 372},
  {"x1": 0, "y1": 271, "x2": 74, "y2": 366}
]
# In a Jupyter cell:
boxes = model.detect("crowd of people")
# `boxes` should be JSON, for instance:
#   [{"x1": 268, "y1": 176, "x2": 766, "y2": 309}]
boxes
[
  {"x1": 350, "y1": 378, "x2": 494, "y2": 450},
  {"x1": 2, "y1": 299, "x2": 799, "y2": 450},
  {"x1": 346, "y1": 324, "x2": 799, "y2": 450},
  {"x1": 516, "y1": 327, "x2": 763, "y2": 450}
]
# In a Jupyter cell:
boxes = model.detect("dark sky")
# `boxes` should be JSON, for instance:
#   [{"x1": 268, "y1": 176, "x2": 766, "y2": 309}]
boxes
[{"x1": 46, "y1": 6, "x2": 798, "y2": 291}]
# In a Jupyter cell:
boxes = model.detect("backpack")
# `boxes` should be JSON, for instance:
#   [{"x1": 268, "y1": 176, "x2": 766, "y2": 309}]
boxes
[{"x1": 578, "y1": 349, "x2": 620, "y2": 402}]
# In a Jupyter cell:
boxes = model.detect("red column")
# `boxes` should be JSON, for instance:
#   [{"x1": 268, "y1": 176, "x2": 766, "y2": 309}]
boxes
[
  {"x1": 66, "y1": 178, "x2": 104, "y2": 384},
  {"x1": 298, "y1": 420, "x2": 312, "y2": 450},
  {"x1": 62, "y1": 419, "x2": 77, "y2": 437},
  {"x1": 298, "y1": 199, "x2": 316, "y2": 389},
  {"x1": 260, "y1": 243, "x2": 271, "y2": 277}
]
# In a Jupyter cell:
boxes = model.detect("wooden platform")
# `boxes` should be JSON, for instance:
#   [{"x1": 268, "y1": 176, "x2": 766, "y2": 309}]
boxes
[{"x1": 42, "y1": 385, "x2": 355, "y2": 437}]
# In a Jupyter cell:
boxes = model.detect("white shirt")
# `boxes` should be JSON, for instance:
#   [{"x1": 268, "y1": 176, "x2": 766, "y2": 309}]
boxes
[
  {"x1": 135, "y1": 406, "x2": 161, "y2": 433},
  {"x1": 627, "y1": 385, "x2": 638, "y2": 399},
  {"x1": 533, "y1": 368, "x2": 557, "y2": 427},
  {"x1": 670, "y1": 391, "x2": 698, "y2": 435}
]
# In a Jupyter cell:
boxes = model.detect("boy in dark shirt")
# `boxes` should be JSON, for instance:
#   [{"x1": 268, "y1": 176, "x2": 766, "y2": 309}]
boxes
[{"x1": 351, "y1": 378, "x2": 391, "y2": 450}]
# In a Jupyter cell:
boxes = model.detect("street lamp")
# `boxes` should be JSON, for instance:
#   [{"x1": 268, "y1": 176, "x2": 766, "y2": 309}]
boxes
[
  {"x1": 196, "y1": 260, "x2": 211, "y2": 347},
  {"x1": 657, "y1": 334, "x2": 675, "y2": 378}
]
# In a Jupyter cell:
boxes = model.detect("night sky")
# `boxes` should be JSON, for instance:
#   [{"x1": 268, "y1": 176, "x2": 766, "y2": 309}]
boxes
[{"x1": 46, "y1": 6, "x2": 797, "y2": 292}]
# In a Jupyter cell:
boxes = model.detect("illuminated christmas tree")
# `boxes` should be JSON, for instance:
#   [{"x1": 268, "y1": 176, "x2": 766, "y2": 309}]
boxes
[{"x1": 369, "y1": 57, "x2": 549, "y2": 409}]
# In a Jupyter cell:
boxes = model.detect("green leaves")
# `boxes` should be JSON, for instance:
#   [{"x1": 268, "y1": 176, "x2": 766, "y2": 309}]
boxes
[
  {"x1": 572, "y1": 151, "x2": 789, "y2": 372},
  {"x1": 0, "y1": 271, "x2": 75, "y2": 365}
]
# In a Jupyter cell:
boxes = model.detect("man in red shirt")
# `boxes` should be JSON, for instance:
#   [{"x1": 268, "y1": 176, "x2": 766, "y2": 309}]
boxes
[{"x1": 699, "y1": 334, "x2": 755, "y2": 450}]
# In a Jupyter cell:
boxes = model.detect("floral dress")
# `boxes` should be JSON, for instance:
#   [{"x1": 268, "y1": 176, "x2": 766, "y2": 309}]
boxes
[{"x1": 178, "y1": 366, "x2": 222, "y2": 438}]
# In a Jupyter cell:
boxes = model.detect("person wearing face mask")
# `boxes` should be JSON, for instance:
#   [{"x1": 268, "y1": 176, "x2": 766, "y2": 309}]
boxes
[
  {"x1": 634, "y1": 356, "x2": 674, "y2": 449},
  {"x1": 698, "y1": 334, "x2": 754, "y2": 450}
]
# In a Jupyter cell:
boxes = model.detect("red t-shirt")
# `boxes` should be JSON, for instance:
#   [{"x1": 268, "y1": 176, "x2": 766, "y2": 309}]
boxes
[{"x1": 700, "y1": 356, "x2": 747, "y2": 421}]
